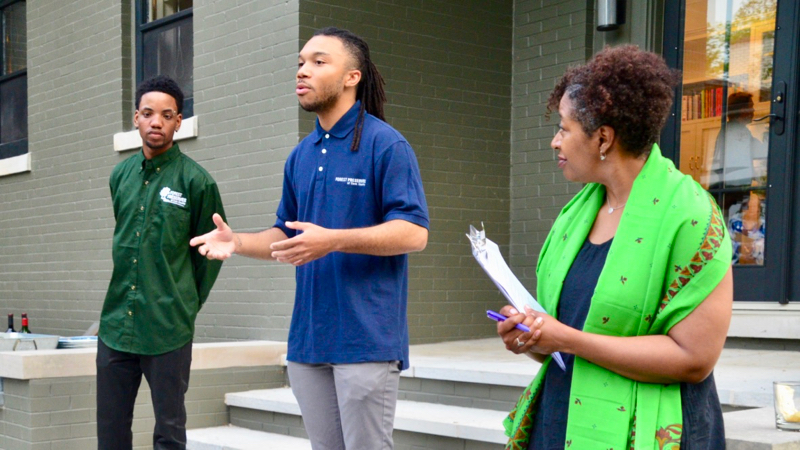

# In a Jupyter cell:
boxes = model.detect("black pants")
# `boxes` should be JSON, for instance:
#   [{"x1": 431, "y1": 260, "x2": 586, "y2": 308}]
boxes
[{"x1": 96, "y1": 338, "x2": 192, "y2": 450}]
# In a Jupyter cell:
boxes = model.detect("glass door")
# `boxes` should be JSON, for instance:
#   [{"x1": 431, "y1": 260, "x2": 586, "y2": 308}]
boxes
[
  {"x1": 680, "y1": 0, "x2": 774, "y2": 266},
  {"x1": 663, "y1": 0, "x2": 800, "y2": 302}
]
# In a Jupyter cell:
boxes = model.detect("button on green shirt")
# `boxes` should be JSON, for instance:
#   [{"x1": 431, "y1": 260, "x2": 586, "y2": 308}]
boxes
[{"x1": 100, "y1": 144, "x2": 225, "y2": 355}]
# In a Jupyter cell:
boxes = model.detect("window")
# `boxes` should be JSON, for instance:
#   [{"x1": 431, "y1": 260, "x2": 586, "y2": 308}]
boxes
[
  {"x1": 0, "y1": 0, "x2": 27, "y2": 160},
  {"x1": 136, "y1": 0, "x2": 193, "y2": 117}
]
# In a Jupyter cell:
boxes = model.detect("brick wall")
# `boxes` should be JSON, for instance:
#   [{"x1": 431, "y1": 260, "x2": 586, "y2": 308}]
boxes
[
  {"x1": 509, "y1": 0, "x2": 594, "y2": 291},
  {"x1": 0, "y1": 0, "x2": 129, "y2": 336},
  {"x1": 300, "y1": 0, "x2": 513, "y2": 343},
  {"x1": 188, "y1": 0, "x2": 300, "y2": 342},
  {"x1": 0, "y1": 1, "x2": 515, "y2": 344},
  {"x1": 0, "y1": 366, "x2": 284, "y2": 450},
  {"x1": 0, "y1": 0, "x2": 302, "y2": 342}
]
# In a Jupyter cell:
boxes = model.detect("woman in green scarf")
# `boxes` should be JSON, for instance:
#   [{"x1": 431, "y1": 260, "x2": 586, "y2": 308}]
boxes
[{"x1": 497, "y1": 46, "x2": 733, "y2": 450}]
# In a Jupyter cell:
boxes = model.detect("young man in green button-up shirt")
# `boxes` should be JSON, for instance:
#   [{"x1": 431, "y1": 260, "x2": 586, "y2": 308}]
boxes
[{"x1": 97, "y1": 76, "x2": 226, "y2": 450}]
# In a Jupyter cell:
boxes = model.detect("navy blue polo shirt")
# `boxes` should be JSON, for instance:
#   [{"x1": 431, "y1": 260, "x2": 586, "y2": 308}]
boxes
[{"x1": 275, "y1": 101, "x2": 429, "y2": 370}]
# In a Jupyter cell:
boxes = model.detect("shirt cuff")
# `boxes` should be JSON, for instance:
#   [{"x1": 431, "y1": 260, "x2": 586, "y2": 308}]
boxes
[
  {"x1": 384, "y1": 212, "x2": 429, "y2": 229},
  {"x1": 273, "y1": 218, "x2": 295, "y2": 238}
]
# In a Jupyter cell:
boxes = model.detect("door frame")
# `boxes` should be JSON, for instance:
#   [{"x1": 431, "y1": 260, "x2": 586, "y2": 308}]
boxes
[{"x1": 660, "y1": 0, "x2": 800, "y2": 303}]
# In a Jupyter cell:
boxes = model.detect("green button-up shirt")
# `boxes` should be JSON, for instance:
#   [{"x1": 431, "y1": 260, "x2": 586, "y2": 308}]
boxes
[{"x1": 100, "y1": 144, "x2": 225, "y2": 355}]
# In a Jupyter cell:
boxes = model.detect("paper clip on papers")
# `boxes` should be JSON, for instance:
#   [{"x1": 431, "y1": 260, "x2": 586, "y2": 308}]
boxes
[{"x1": 467, "y1": 223, "x2": 566, "y2": 372}]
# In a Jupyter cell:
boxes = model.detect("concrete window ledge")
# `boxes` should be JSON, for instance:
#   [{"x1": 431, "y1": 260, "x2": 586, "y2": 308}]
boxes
[
  {"x1": 0, "y1": 339, "x2": 286, "y2": 380},
  {"x1": 0, "y1": 153, "x2": 31, "y2": 177},
  {"x1": 113, "y1": 115, "x2": 199, "y2": 152},
  {"x1": 729, "y1": 302, "x2": 800, "y2": 340}
]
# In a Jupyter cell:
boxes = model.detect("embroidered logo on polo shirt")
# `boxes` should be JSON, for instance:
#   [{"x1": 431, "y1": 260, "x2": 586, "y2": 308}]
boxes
[
  {"x1": 334, "y1": 177, "x2": 366, "y2": 187},
  {"x1": 159, "y1": 187, "x2": 187, "y2": 207}
]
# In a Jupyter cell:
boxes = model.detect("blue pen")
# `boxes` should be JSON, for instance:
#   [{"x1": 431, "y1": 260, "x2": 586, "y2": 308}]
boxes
[
  {"x1": 486, "y1": 310, "x2": 531, "y2": 332},
  {"x1": 486, "y1": 310, "x2": 567, "y2": 372}
]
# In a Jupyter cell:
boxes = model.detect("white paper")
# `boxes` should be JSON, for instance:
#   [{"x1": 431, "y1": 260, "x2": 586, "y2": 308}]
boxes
[{"x1": 468, "y1": 223, "x2": 566, "y2": 371}]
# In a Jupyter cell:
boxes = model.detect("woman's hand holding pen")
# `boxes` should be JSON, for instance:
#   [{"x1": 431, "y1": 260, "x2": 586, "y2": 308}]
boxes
[
  {"x1": 497, "y1": 305, "x2": 542, "y2": 355},
  {"x1": 497, "y1": 305, "x2": 572, "y2": 361}
]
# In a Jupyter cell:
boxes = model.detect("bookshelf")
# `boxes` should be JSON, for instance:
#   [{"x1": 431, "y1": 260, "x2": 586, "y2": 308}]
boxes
[{"x1": 681, "y1": 81, "x2": 725, "y2": 122}]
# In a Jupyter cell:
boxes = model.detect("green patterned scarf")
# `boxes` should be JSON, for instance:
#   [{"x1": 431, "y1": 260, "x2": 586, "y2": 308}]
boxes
[{"x1": 504, "y1": 144, "x2": 732, "y2": 450}]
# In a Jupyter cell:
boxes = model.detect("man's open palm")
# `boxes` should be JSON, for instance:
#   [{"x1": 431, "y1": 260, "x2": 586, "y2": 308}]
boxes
[{"x1": 190, "y1": 213, "x2": 235, "y2": 260}]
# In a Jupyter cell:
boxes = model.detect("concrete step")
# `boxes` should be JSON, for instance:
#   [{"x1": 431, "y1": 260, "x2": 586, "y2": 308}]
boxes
[
  {"x1": 404, "y1": 338, "x2": 538, "y2": 388},
  {"x1": 224, "y1": 387, "x2": 800, "y2": 450},
  {"x1": 187, "y1": 425, "x2": 312, "y2": 450},
  {"x1": 212, "y1": 341, "x2": 800, "y2": 450},
  {"x1": 225, "y1": 387, "x2": 509, "y2": 445},
  {"x1": 724, "y1": 407, "x2": 800, "y2": 450},
  {"x1": 713, "y1": 348, "x2": 800, "y2": 409}
]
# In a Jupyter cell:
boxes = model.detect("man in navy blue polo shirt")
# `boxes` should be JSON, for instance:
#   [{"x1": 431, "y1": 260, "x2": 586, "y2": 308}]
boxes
[{"x1": 191, "y1": 27, "x2": 429, "y2": 449}]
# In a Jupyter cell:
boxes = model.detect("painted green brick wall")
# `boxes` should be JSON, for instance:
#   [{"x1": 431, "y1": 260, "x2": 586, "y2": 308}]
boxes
[
  {"x1": 0, "y1": 0, "x2": 513, "y2": 345},
  {"x1": 188, "y1": 0, "x2": 301, "y2": 342},
  {"x1": 510, "y1": 0, "x2": 594, "y2": 291},
  {"x1": 0, "y1": 0, "x2": 302, "y2": 343},
  {"x1": 0, "y1": 0, "x2": 129, "y2": 335},
  {"x1": 300, "y1": 0, "x2": 513, "y2": 343},
  {"x1": 0, "y1": 367, "x2": 283, "y2": 450}
]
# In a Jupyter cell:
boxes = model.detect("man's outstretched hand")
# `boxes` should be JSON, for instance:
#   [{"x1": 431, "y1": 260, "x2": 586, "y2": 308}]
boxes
[
  {"x1": 190, "y1": 213, "x2": 236, "y2": 260},
  {"x1": 270, "y1": 221, "x2": 334, "y2": 266}
]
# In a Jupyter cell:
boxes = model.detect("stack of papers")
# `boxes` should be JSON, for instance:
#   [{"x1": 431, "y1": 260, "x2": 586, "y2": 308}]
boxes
[{"x1": 467, "y1": 224, "x2": 566, "y2": 371}]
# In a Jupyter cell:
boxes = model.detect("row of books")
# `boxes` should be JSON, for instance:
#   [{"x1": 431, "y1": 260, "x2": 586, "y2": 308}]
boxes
[{"x1": 682, "y1": 86, "x2": 723, "y2": 121}]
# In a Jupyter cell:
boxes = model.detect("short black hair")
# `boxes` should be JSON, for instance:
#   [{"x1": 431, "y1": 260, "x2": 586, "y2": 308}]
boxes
[
  {"x1": 135, "y1": 75, "x2": 185, "y2": 114},
  {"x1": 548, "y1": 45, "x2": 681, "y2": 157}
]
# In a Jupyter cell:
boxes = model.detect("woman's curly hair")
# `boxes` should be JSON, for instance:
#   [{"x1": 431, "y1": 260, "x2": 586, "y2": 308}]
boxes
[{"x1": 547, "y1": 45, "x2": 682, "y2": 157}]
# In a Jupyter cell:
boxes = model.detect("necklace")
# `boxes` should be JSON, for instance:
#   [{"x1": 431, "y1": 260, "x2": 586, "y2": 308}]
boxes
[{"x1": 607, "y1": 203, "x2": 626, "y2": 214}]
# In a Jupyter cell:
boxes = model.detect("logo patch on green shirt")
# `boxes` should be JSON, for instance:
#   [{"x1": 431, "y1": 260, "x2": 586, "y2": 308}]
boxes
[{"x1": 160, "y1": 187, "x2": 187, "y2": 207}]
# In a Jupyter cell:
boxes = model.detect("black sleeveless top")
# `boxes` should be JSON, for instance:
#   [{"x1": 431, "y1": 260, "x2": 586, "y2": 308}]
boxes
[{"x1": 528, "y1": 238, "x2": 724, "y2": 450}]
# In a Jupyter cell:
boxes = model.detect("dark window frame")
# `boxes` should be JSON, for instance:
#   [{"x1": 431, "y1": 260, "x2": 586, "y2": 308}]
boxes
[
  {"x1": 661, "y1": 0, "x2": 800, "y2": 303},
  {"x1": 134, "y1": 1, "x2": 193, "y2": 117},
  {"x1": 0, "y1": 0, "x2": 27, "y2": 160}
]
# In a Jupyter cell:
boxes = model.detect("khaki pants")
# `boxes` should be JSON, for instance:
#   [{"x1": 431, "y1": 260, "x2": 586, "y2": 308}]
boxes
[{"x1": 288, "y1": 361, "x2": 401, "y2": 450}]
